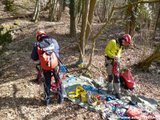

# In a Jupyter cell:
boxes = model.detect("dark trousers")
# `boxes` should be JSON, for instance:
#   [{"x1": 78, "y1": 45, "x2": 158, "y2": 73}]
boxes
[{"x1": 43, "y1": 67, "x2": 61, "y2": 100}]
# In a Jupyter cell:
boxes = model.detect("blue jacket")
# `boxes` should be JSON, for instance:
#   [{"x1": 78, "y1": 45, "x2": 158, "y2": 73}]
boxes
[{"x1": 31, "y1": 35, "x2": 60, "y2": 61}]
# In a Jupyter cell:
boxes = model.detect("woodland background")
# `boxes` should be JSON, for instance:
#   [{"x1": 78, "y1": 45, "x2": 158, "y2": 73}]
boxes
[{"x1": 0, "y1": 0, "x2": 160, "y2": 119}]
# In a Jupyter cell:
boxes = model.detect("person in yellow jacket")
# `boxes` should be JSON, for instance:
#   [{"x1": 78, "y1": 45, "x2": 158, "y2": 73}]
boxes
[{"x1": 104, "y1": 34, "x2": 132, "y2": 99}]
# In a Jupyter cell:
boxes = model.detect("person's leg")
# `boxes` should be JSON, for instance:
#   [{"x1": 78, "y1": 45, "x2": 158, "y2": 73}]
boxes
[
  {"x1": 35, "y1": 64, "x2": 41, "y2": 83},
  {"x1": 52, "y1": 67, "x2": 64, "y2": 104},
  {"x1": 105, "y1": 57, "x2": 113, "y2": 93},
  {"x1": 106, "y1": 74, "x2": 113, "y2": 93},
  {"x1": 43, "y1": 70, "x2": 51, "y2": 105},
  {"x1": 113, "y1": 75, "x2": 121, "y2": 99}
]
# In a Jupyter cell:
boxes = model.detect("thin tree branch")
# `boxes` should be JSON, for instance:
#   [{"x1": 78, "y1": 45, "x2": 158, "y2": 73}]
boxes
[
  {"x1": 86, "y1": 0, "x2": 160, "y2": 69},
  {"x1": 86, "y1": 6, "x2": 115, "y2": 69},
  {"x1": 114, "y1": 0, "x2": 160, "y2": 10}
]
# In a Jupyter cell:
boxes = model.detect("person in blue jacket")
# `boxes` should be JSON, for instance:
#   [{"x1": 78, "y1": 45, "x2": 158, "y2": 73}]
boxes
[{"x1": 31, "y1": 30, "x2": 63, "y2": 105}]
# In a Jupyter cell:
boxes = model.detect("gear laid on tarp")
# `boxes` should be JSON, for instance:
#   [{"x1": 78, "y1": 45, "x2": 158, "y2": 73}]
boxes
[
  {"x1": 62, "y1": 75, "x2": 160, "y2": 120},
  {"x1": 68, "y1": 85, "x2": 99, "y2": 105},
  {"x1": 68, "y1": 86, "x2": 87, "y2": 102}
]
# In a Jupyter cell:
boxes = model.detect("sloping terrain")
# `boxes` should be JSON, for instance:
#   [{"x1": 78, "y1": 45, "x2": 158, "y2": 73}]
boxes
[{"x1": 0, "y1": 1, "x2": 160, "y2": 120}]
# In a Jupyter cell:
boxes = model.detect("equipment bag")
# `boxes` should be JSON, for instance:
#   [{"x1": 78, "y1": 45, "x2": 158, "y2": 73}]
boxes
[
  {"x1": 37, "y1": 38, "x2": 58, "y2": 70},
  {"x1": 120, "y1": 69, "x2": 135, "y2": 90},
  {"x1": 126, "y1": 106, "x2": 142, "y2": 119}
]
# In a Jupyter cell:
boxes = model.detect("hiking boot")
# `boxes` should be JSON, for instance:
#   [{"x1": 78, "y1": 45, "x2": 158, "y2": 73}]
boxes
[
  {"x1": 115, "y1": 93, "x2": 121, "y2": 99},
  {"x1": 57, "y1": 91, "x2": 64, "y2": 104},
  {"x1": 106, "y1": 82, "x2": 113, "y2": 93},
  {"x1": 44, "y1": 99, "x2": 50, "y2": 106},
  {"x1": 113, "y1": 83, "x2": 121, "y2": 94}
]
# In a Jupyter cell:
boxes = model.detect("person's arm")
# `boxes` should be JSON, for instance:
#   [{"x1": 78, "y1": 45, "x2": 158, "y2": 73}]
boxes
[{"x1": 31, "y1": 43, "x2": 39, "y2": 61}]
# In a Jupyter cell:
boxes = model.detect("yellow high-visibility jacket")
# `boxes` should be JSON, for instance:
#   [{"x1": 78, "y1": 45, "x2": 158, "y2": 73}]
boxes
[{"x1": 104, "y1": 39, "x2": 122, "y2": 58}]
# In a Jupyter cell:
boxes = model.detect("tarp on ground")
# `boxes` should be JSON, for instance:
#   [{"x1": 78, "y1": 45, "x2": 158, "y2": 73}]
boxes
[{"x1": 62, "y1": 75, "x2": 160, "y2": 120}]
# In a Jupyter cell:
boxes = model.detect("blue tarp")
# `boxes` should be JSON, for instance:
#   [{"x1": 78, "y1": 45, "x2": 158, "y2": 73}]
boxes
[{"x1": 62, "y1": 75, "x2": 160, "y2": 120}]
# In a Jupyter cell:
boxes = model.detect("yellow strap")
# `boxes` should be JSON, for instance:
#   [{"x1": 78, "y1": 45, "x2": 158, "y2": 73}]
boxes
[
  {"x1": 76, "y1": 86, "x2": 85, "y2": 94},
  {"x1": 68, "y1": 91, "x2": 79, "y2": 99},
  {"x1": 68, "y1": 86, "x2": 87, "y2": 99},
  {"x1": 80, "y1": 91, "x2": 87, "y2": 102}
]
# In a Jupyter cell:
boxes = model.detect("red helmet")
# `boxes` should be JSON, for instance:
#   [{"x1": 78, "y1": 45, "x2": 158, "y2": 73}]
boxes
[
  {"x1": 122, "y1": 34, "x2": 131, "y2": 44},
  {"x1": 36, "y1": 30, "x2": 46, "y2": 38}
]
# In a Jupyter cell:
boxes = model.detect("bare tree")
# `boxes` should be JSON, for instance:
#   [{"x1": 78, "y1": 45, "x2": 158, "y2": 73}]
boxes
[
  {"x1": 32, "y1": 0, "x2": 41, "y2": 22},
  {"x1": 32, "y1": 0, "x2": 63, "y2": 22},
  {"x1": 69, "y1": 0, "x2": 76, "y2": 37},
  {"x1": 95, "y1": 0, "x2": 125, "y2": 23},
  {"x1": 124, "y1": 0, "x2": 138, "y2": 37},
  {"x1": 48, "y1": 0, "x2": 63, "y2": 21},
  {"x1": 79, "y1": 0, "x2": 90, "y2": 63},
  {"x1": 86, "y1": 6, "x2": 115, "y2": 68},
  {"x1": 85, "y1": 0, "x2": 97, "y2": 46},
  {"x1": 57, "y1": 0, "x2": 63, "y2": 21},
  {"x1": 48, "y1": 0, "x2": 55, "y2": 21},
  {"x1": 95, "y1": 0, "x2": 108, "y2": 22},
  {"x1": 63, "y1": 0, "x2": 66, "y2": 11},
  {"x1": 153, "y1": 4, "x2": 160, "y2": 38}
]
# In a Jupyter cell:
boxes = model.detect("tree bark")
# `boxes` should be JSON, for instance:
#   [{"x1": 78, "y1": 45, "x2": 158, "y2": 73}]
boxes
[
  {"x1": 77, "y1": 0, "x2": 82, "y2": 24},
  {"x1": 63, "y1": 0, "x2": 66, "y2": 11},
  {"x1": 48, "y1": 0, "x2": 56, "y2": 21},
  {"x1": 86, "y1": 6, "x2": 115, "y2": 68},
  {"x1": 56, "y1": 0, "x2": 63, "y2": 21},
  {"x1": 125, "y1": 0, "x2": 138, "y2": 37},
  {"x1": 32, "y1": 0, "x2": 41, "y2": 22},
  {"x1": 48, "y1": 0, "x2": 63, "y2": 22},
  {"x1": 138, "y1": 44, "x2": 160, "y2": 69},
  {"x1": 153, "y1": 6, "x2": 160, "y2": 38},
  {"x1": 69, "y1": 0, "x2": 76, "y2": 37},
  {"x1": 85, "y1": 0, "x2": 97, "y2": 46},
  {"x1": 79, "y1": 0, "x2": 90, "y2": 63}
]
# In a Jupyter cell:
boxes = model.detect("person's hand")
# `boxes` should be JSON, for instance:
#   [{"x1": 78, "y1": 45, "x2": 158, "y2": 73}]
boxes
[
  {"x1": 113, "y1": 56, "x2": 120, "y2": 62},
  {"x1": 113, "y1": 56, "x2": 118, "y2": 61}
]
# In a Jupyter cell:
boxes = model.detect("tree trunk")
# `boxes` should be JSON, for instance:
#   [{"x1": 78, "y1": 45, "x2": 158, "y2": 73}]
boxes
[
  {"x1": 79, "y1": 0, "x2": 90, "y2": 63},
  {"x1": 85, "y1": 0, "x2": 97, "y2": 46},
  {"x1": 102, "y1": 0, "x2": 107, "y2": 22},
  {"x1": 77, "y1": 0, "x2": 83, "y2": 24},
  {"x1": 48, "y1": 0, "x2": 63, "y2": 21},
  {"x1": 48, "y1": 0, "x2": 56, "y2": 21},
  {"x1": 125, "y1": 0, "x2": 138, "y2": 37},
  {"x1": 153, "y1": 6, "x2": 160, "y2": 38},
  {"x1": 69, "y1": 0, "x2": 76, "y2": 37},
  {"x1": 63, "y1": 0, "x2": 66, "y2": 11},
  {"x1": 86, "y1": 6, "x2": 115, "y2": 68},
  {"x1": 56, "y1": 0, "x2": 63, "y2": 21},
  {"x1": 95, "y1": 0, "x2": 111, "y2": 23},
  {"x1": 138, "y1": 44, "x2": 160, "y2": 69},
  {"x1": 32, "y1": 0, "x2": 41, "y2": 22}
]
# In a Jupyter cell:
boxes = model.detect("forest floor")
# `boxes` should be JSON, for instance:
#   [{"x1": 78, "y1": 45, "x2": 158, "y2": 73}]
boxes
[{"x1": 0, "y1": 1, "x2": 160, "y2": 120}]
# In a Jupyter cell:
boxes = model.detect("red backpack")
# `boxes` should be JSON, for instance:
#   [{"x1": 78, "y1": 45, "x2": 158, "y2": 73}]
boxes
[
  {"x1": 112, "y1": 59, "x2": 135, "y2": 90},
  {"x1": 120, "y1": 69, "x2": 135, "y2": 90},
  {"x1": 37, "y1": 41, "x2": 58, "y2": 70}
]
